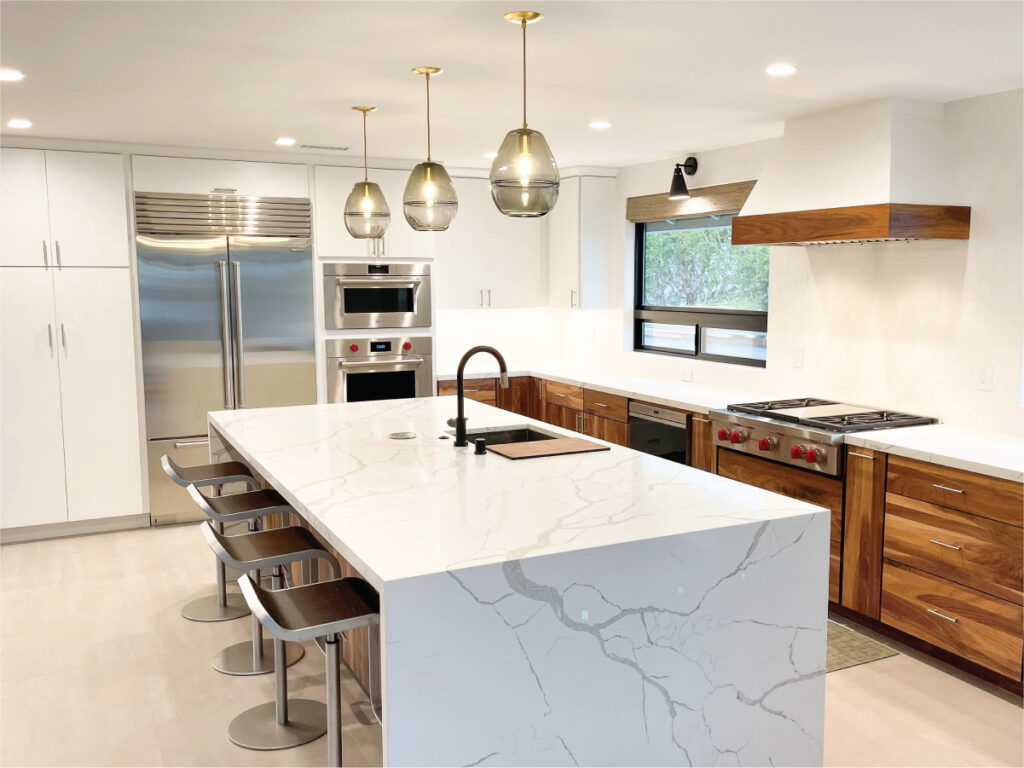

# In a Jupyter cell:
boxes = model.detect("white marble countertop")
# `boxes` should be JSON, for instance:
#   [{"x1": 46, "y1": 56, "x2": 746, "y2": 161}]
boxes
[
  {"x1": 845, "y1": 424, "x2": 1024, "y2": 483},
  {"x1": 209, "y1": 397, "x2": 825, "y2": 590},
  {"x1": 436, "y1": 360, "x2": 775, "y2": 415}
]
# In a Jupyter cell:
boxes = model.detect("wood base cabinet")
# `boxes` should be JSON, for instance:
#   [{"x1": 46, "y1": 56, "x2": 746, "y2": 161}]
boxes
[
  {"x1": 583, "y1": 412, "x2": 629, "y2": 447},
  {"x1": 437, "y1": 378, "x2": 496, "y2": 404},
  {"x1": 841, "y1": 447, "x2": 887, "y2": 618},
  {"x1": 496, "y1": 376, "x2": 534, "y2": 417},
  {"x1": 689, "y1": 415, "x2": 716, "y2": 472}
]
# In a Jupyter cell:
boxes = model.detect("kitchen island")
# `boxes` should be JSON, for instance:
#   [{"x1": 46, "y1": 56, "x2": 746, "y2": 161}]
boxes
[{"x1": 208, "y1": 397, "x2": 830, "y2": 767}]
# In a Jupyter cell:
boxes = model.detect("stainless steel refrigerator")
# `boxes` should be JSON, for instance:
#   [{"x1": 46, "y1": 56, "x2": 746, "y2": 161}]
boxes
[{"x1": 135, "y1": 193, "x2": 315, "y2": 524}]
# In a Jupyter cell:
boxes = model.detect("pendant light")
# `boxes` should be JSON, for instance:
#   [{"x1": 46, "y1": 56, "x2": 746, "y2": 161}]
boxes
[
  {"x1": 488, "y1": 10, "x2": 559, "y2": 217},
  {"x1": 403, "y1": 67, "x2": 458, "y2": 231},
  {"x1": 344, "y1": 106, "x2": 390, "y2": 239},
  {"x1": 668, "y1": 157, "x2": 699, "y2": 200}
]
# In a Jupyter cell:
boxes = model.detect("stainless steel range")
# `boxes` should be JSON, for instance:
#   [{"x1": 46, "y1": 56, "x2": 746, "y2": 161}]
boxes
[{"x1": 709, "y1": 398, "x2": 936, "y2": 477}]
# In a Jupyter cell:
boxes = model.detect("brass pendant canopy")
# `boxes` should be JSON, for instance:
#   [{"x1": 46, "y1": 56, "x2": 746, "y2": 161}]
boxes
[
  {"x1": 404, "y1": 67, "x2": 458, "y2": 231},
  {"x1": 344, "y1": 106, "x2": 390, "y2": 240},
  {"x1": 489, "y1": 10, "x2": 559, "y2": 218}
]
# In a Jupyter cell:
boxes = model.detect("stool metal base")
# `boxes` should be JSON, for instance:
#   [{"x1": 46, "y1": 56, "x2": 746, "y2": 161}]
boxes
[
  {"x1": 213, "y1": 639, "x2": 304, "y2": 676},
  {"x1": 181, "y1": 592, "x2": 250, "y2": 623},
  {"x1": 227, "y1": 699, "x2": 327, "y2": 751}
]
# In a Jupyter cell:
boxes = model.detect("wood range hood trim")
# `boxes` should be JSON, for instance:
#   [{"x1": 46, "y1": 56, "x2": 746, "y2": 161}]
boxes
[{"x1": 731, "y1": 202, "x2": 972, "y2": 246}]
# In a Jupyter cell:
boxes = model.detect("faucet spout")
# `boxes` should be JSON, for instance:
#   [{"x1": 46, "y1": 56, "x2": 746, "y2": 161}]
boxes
[{"x1": 454, "y1": 346, "x2": 508, "y2": 447}]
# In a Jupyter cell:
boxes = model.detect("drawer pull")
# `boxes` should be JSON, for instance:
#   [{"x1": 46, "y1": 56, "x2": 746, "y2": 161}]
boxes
[
  {"x1": 932, "y1": 483, "x2": 965, "y2": 494},
  {"x1": 593, "y1": 402, "x2": 609, "y2": 408},
  {"x1": 691, "y1": 416, "x2": 710, "y2": 423},
  {"x1": 926, "y1": 608, "x2": 958, "y2": 623},
  {"x1": 554, "y1": 392, "x2": 567, "y2": 398},
  {"x1": 929, "y1": 538, "x2": 961, "y2": 551},
  {"x1": 848, "y1": 451, "x2": 874, "y2": 460}
]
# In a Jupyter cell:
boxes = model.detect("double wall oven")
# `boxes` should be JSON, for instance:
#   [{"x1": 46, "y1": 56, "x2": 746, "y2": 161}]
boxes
[
  {"x1": 326, "y1": 336, "x2": 432, "y2": 402},
  {"x1": 324, "y1": 262, "x2": 431, "y2": 330}
]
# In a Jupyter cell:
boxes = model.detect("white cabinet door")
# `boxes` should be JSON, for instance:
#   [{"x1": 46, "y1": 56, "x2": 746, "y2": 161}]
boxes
[
  {"x1": 313, "y1": 165, "x2": 376, "y2": 259},
  {"x1": 45, "y1": 151, "x2": 130, "y2": 267},
  {"x1": 433, "y1": 176, "x2": 545, "y2": 309},
  {"x1": 578, "y1": 175, "x2": 616, "y2": 310},
  {"x1": 53, "y1": 268, "x2": 144, "y2": 521},
  {"x1": 547, "y1": 176, "x2": 580, "y2": 308},
  {"x1": 373, "y1": 168, "x2": 435, "y2": 261},
  {"x1": 132, "y1": 156, "x2": 309, "y2": 198},
  {"x1": 0, "y1": 148, "x2": 52, "y2": 267},
  {"x1": 0, "y1": 268, "x2": 68, "y2": 528}
]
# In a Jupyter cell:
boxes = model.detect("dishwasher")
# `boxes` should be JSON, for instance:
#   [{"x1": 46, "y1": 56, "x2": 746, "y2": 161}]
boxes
[{"x1": 628, "y1": 402, "x2": 688, "y2": 464}]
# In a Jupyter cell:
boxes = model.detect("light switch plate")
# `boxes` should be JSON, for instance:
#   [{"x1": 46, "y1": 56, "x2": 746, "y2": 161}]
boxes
[
  {"x1": 679, "y1": 369, "x2": 693, "y2": 382},
  {"x1": 974, "y1": 363, "x2": 994, "y2": 391}
]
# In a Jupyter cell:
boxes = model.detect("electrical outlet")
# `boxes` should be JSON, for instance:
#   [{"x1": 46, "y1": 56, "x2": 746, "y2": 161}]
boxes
[
  {"x1": 792, "y1": 346, "x2": 804, "y2": 369},
  {"x1": 680, "y1": 369, "x2": 693, "y2": 382},
  {"x1": 974, "y1": 364, "x2": 994, "y2": 391}
]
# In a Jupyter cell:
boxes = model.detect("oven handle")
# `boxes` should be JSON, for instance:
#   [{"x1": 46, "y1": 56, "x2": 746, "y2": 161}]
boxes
[
  {"x1": 338, "y1": 357, "x2": 424, "y2": 368},
  {"x1": 335, "y1": 278, "x2": 421, "y2": 289},
  {"x1": 631, "y1": 412, "x2": 689, "y2": 429}
]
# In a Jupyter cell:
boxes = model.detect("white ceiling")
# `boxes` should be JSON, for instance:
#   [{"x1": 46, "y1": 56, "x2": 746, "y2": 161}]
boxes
[{"x1": 1, "y1": 1, "x2": 1021, "y2": 169}]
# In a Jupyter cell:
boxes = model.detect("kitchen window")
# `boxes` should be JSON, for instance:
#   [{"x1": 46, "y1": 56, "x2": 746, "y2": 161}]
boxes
[{"x1": 634, "y1": 213, "x2": 769, "y2": 366}]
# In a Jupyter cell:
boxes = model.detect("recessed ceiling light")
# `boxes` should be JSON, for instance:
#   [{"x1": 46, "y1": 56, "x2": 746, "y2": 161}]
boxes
[
  {"x1": 483, "y1": 151, "x2": 497, "y2": 159},
  {"x1": 588, "y1": 120, "x2": 611, "y2": 130},
  {"x1": 0, "y1": 68, "x2": 25, "y2": 82},
  {"x1": 7, "y1": 118, "x2": 32, "y2": 129},
  {"x1": 766, "y1": 63, "x2": 797, "y2": 77},
  {"x1": 274, "y1": 137, "x2": 296, "y2": 146}
]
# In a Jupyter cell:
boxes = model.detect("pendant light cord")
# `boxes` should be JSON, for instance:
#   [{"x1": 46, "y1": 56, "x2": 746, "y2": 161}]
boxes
[
  {"x1": 362, "y1": 111, "x2": 368, "y2": 182},
  {"x1": 521, "y1": 20, "x2": 528, "y2": 130},
  {"x1": 425, "y1": 74, "x2": 432, "y2": 162}
]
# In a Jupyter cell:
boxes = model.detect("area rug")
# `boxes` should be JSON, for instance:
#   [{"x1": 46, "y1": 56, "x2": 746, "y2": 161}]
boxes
[{"x1": 827, "y1": 619, "x2": 899, "y2": 672}]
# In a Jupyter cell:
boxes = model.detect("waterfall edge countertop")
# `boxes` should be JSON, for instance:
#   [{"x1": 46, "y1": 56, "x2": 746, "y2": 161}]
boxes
[
  {"x1": 208, "y1": 397, "x2": 825, "y2": 590},
  {"x1": 208, "y1": 397, "x2": 830, "y2": 767}
]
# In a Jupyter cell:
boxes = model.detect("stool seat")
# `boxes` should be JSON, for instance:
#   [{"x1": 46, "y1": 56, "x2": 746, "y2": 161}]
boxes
[
  {"x1": 202, "y1": 524, "x2": 334, "y2": 574},
  {"x1": 241, "y1": 577, "x2": 380, "y2": 643},
  {"x1": 188, "y1": 485, "x2": 291, "y2": 525},
  {"x1": 162, "y1": 455, "x2": 258, "y2": 489}
]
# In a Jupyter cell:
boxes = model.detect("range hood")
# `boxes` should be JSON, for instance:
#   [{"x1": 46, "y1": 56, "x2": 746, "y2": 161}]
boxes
[{"x1": 732, "y1": 99, "x2": 971, "y2": 246}]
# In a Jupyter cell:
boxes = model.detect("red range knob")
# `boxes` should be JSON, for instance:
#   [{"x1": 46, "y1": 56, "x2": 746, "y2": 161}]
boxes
[
  {"x1": 729, "y1": 430, "x2": 745, "y2": 444},
  {"x1": 758, "y1": 437, "x2": 772, "y2": 451},
  {"x1": 717, "y1": 428, "x2": 730, "y2": 441},
  {"x1": 805, "y1": 448, "x2": 822, "y2": 463},
  {"x1": 349, "y1": 343, "x2": 359, "y2": 352},
  {"x1": 403, "y1": 341, "x2": 412, "y2": 351},
  {"x1": 790, "y1": 445, "x2": 805, "y2": 459}
]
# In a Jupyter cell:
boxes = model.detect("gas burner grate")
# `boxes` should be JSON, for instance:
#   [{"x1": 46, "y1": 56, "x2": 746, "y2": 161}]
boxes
[
  {"x1": 728, "y1": 398, "x2": 836, "y2": 420},
  {"x1": 800, "y1": 411, "x2": 938, "y2": 433}
]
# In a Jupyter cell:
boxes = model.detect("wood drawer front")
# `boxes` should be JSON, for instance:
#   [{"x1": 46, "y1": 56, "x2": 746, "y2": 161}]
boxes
[
  {"x1": 829, "y1": 538, "x2": 841, "y2": 603},
  {"x1": 437, "y1": 378, "x2": 495, "y2": 403},
  {"x1": 542, "y1": 380, "x2": 583, "y2": 411},
  {"x1": 887, "y1": 455, "x2": 1023, "y2": 528},
  {"x1": 884, "y1": 493, "x2": 1023, "y2": 605},
  {"x1": 583, "y1": 389, "x2": 629, "y2": 423},
  {"x1": 881, "y1": 561, "x2": 1023, "y2": 680},
  {"x1": 717, "y1": 450, "x2": 843, "y2": 542}
]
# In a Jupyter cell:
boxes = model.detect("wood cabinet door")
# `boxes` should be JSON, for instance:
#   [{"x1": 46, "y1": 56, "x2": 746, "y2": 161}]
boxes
[
  {"x1": 542, "y1": 379, "x2": 584, "y2": 411},
  {"x1": 437, "y1": 378, "x2": 496, "y2": 403},
  {"x1": 497, "y1": 376, "x2": 532, "y2": 416},
  {"x1": 689, "y1": 414, "x2": 716, "y2": 472},
  {"x1": 0, "y1": 148, "x2": 51, "y2": 267},
  {"x1": 53, "y1": 268, "x2": 144, "y2": 521},
  {"x1": 583, "y1": 413, "x2": 629, "y2": 446},
  {"x1": 45, "y1": 151, "x2": 130, "y2": 267},
  {"x1": 842, "y1": 447, "x2": 887, "y2": 618},
  {"x1": 0, "y1": 268, "x2": 68, "y2": 529},
  {"x1": 544, "y1": 402, "x2": 582, "y2": 432}
]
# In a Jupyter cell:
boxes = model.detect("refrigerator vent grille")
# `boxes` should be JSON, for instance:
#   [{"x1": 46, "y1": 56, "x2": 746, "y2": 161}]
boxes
[{"x1": 134, "y1": 192, "x2": 311, "y2": 236}]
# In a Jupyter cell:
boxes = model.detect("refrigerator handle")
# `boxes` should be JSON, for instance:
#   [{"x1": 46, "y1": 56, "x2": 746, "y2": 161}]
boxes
[
  {"x1": 217, "y1": 261, "x2": 235, "y2": 409},
  {"x1": 232, "y1": 260, "x2": 246, "y2": 408}
]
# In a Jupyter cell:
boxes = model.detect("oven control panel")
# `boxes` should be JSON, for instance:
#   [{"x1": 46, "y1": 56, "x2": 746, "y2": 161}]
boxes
[{"x1": 709, "y1": 414, "x2": 843, "y2": 477}]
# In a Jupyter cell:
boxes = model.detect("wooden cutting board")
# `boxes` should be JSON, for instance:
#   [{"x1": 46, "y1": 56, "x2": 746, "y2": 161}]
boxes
[{"x1": 486, "y1": 437, "x2": 611, "y2": 460}]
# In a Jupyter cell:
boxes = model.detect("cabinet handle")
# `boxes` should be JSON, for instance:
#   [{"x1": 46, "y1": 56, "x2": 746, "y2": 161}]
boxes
[
  {"x1": 926, "y1": 608, "x2": 958, "y2": 623},
  {"x1": 479, "y1": 289, "x2": 484, "y2": 307},
  {"x1": 929, "y1": 538, "x2": 961, "y2": 551},
  {"x1": 570, "y1": 288, "x2": 577, "y2": 307},
  {"x1": 691, "y1": 416, "x2": 711, "y2": 423},
  {"x1": 848, "y1": 451, "x2": 875, "y2": 460},
  {"x1": 592, "y1": 402, "x2": 609, "y2": 408},
  {"x1": 47, "y1": 323, "x2": 53, "y2": 349},
  {"x1": 232, "y1": 261, "x2": 246, "y2": 407},
  {"x1": 379, "y1": 237, "x2": 386, "y2": 259},
  {"x1": 932, "y1": 483, "x2": 964, "y2": 494},
  {"x1": 174, "y1": 438, "x2": 210, "y2": 448},
  {"x1": 42, "y1": 240, "x2": 48, "y2": 268},
  {"x1": 487, "y1": 289, "x2": 492, "y2": 307},
  {"x1": 55, "y1": 240, "x2": 62, "y2": 267},
  {"x1": 554, "y1": 392, "x2": 567, "y2": 398},
  {"x1": 575, "y1": 412, "x2": 583, "y2": 432},
  {"x1": 60, "y1": 323, "x2": 67, "y2": 351}
]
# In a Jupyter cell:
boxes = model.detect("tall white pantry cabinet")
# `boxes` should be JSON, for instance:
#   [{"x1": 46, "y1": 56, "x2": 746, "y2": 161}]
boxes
[{"x1": 1, "y1": 148, "x2": 144, "y2": 532}]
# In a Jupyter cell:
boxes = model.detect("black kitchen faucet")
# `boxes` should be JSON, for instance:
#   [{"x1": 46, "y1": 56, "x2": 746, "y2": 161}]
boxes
[{"x1": 453, "y1": 346, "x2": 508, "y2": 447}]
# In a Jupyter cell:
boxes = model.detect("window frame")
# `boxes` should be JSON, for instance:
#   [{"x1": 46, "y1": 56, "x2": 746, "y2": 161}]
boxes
[{"x1": 632, "y1": 220, "x2": 768, "y2": 368}]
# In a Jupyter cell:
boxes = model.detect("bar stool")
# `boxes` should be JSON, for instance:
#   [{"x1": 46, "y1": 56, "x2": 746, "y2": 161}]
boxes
[
  {"x1": 161, "y1": 455, "x2": 260, "y2": 622},
  {"x1": 192, "y1": 485, "x2": 311, "y2": 676},
  {"x1": 238, "y1": 573, "x2": 380, "y2": 766}
]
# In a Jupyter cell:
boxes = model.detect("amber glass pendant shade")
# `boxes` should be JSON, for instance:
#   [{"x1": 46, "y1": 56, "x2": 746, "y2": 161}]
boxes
[
  {"x1": 404, "y1": 161, "x2": 458, "y2": 231},
  {"x1": 489, "y1": 127, "x2": 559, "y2": 217},
  {"x1": 344, "y1": 106, "x2": 390, "y2": 239}
]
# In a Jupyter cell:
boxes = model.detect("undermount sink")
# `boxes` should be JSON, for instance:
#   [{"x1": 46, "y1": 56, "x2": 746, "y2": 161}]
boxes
[{"x1": 455, "y1": 425, "x2": 560, "y2": 446}]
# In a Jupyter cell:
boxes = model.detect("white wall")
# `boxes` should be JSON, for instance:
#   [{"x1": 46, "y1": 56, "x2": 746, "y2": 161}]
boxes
[{"x1": 563, "y1": 88, "x2": 1023, "y2": 435}]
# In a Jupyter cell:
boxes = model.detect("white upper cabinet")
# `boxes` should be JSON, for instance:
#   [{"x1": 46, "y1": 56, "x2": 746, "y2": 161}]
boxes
[
  {"x1": 547, "y1": 174, "x2": 617, "y2": 309},
  {"x1": 0, "y1": 268, "x2": 68, "y2": 528},
  {"x1": 432, "y1": 176, "x2": 545, "y2": 309},
  {"x1": 372, "y1": 168, "x2": 434, "y2": 261},
  {"x1": 132, "y1": 156, "x2": 309, "y2": 198},
  {"x1": 0, "y1": 149, "x2": 51, "y2": 267},
  {"x1": 46, "y1": 151, "x2": 130, "y2": 267}
]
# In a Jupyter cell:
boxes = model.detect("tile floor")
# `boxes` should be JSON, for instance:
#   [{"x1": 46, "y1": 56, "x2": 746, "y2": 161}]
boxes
[{"x1": 1, "y1": 524, "x2": 1021, "y2": 767}]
